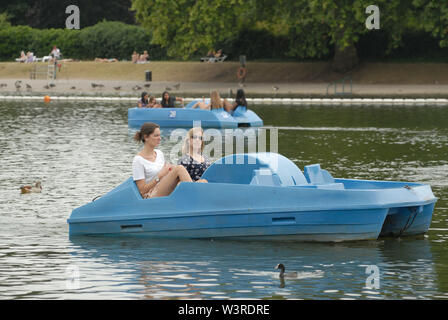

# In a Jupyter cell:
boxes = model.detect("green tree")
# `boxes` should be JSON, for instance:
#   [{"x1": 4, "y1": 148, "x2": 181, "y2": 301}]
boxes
[
  {"x1": 0, "y1": 12, "x2": 11, "y2": 28},
  {"x1": 131, "y1": 0, "x2": 448, "y2": 69},
  {"x1": 131, "y1": 0, "x2": 252, "y2": 59},
  {"x1": 0, "y1": 0, "x2": 136, "y2": 28}
]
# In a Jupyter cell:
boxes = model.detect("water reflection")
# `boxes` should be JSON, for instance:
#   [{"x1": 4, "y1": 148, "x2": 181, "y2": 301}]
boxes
[{"x1": 63, "y1": 236, "x2": 440, "y2": 300}]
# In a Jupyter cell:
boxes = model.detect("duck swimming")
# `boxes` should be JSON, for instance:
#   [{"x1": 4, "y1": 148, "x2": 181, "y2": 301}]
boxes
[
  {"x1": 20, "y1": 181, "x2": 42, "y2": 194},
  {"x1": 275, "y1": 263, "x2": 298, "y2": 279}
]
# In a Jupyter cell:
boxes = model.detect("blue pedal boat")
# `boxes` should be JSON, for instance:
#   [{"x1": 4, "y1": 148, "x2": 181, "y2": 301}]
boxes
[
  {"x1": 67, "y1": 153, "x2": 437, "y2": 242},
  {"x1": 128, "y1": 99, "x2": 263, "y2": 128}
]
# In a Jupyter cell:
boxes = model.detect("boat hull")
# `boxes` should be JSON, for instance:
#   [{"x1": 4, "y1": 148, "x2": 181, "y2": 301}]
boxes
[
  {"x1": 128, "y1": 106, "x2": 263, "y2": 128},
  {"x1": 379, "y1": 202, "x2": 435, "y2": 237},
  {"x1": 69, "y1": 207, "x2": 389, "y2": 242}
]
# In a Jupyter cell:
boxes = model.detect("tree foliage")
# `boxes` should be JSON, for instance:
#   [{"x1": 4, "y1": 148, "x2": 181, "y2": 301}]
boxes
[
  {"x1": 0, "y1": 0, "x2": 135, "y2": 28},
  {"x1": 131, "y1": 0, "x2": 448, "y2": 66},
  {"x1": 0, "y1": 21, "x2": 166, "y2": 61},
  {"x1": 131, "y1": 0, "x2": 252, "y2": 59}
]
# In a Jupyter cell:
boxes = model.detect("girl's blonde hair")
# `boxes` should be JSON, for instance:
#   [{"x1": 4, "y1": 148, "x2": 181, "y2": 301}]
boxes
[
  {"x1": 182, "y1": 127, "x2": 204, "y2": 155},
  {"x1": 210, "y1": 91, "x2": 223, "y2": 109}
]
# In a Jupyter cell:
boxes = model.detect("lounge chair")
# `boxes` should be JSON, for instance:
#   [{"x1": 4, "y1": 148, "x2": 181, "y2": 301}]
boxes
[{"x1": 200, "y1": 54, "x2": 228, "y2": 63}]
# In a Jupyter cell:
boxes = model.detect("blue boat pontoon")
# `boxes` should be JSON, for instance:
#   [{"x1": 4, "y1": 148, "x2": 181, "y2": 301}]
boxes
[
  {"x1": 67, "y1": 153, "x2": 437, "y2": 242},
  {"x1": 128, "y1": 99, "x2": 263, "y2": 128}
]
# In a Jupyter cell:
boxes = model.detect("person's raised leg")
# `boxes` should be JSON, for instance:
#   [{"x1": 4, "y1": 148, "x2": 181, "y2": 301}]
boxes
[{"x1": 151, "y1": 165, "x2": 192, "y2": 198}]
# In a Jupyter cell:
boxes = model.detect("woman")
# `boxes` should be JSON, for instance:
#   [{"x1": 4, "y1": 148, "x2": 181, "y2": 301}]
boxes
[
  {"x1": 132, "y1": 51, "x2": 139, "y2": 63},
  {"x1": 191, "y1": 91, "x2": 232, "y2": 110},
  {"x1": 225, "y1": 89, "x2": 247, "y2": 113},
  {"x1": 138, "y1": 50, "x2": 149, "y2": 63},
  {"x1": 161, "y1": 91, "x2": 183, "y2": 108},
  {"x1": 137, "y1": 92, "x2": 149, "y2": 108},
  {"x1": 132, "y1": 122, "x2": 203, "y2": 199},
  {"x1": 178, "y1": 127, "x2": 210, "y2": 181}
]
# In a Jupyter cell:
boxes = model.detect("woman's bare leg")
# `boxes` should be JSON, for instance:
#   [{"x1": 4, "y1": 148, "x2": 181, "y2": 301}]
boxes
[
  {"x1": 223, "y1": 99, "x2": 234, "y2": 113},
  {"x1": 199, "y1": 103, "x2": 210, "y2": 110},
  {"x1": 151, "y1": 165, "x2": 192, "y2": 197},
  {"x1": 192, "y1": 101, "x2": 209, "y2": 110}
]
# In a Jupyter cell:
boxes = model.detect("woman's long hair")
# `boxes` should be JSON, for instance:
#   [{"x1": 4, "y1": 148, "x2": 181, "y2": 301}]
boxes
[
  {"x1": 133, "y1": 122, "x2": 160, "y2": 143},
  {"x1": 141, "y1": 91, "x2": 149, "y2": 104},
  {"x1": 161, "y1": 91, "x2": 170, "y2": 108},
  {"x1": 210, "y1": 91, "x2": 223, "y2": 109},
  {"x1": 235, "y1": 89, "x2": 247, "y2": 107}
]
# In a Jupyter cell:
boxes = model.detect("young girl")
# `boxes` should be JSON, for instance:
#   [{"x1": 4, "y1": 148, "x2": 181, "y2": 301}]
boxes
[{"x1": 178, "y1": 127, "x2": 210, "y2": 181}]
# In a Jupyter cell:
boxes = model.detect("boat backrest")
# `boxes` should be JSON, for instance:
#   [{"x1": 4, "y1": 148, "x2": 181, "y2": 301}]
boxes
[
  {"x1": 250, "y1": 169, "x2": 282, "y2": 186},
  {"x1": 303, "y1": 164, "x2": 344, "y2": 189},
  {"x1": 304, "y1": 164, "x2": 335, "y2": 184},
  {"x1": 202, "y1": 153, "x2": 308, "y2": 186}
]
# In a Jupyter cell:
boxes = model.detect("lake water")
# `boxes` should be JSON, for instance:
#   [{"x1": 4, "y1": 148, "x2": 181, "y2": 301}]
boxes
[{"x1": 0, "y1": 101, "x2": 447, "y2": 299}]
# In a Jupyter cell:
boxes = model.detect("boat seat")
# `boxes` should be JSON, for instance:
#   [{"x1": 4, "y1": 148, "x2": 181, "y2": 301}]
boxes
[
  {"x1": 202, "y1": 153, "x2": 308, "y2": 186},
  {"x1": 303, "y1": 164, "x2": 345, "y2": 189},
  {"x1": 250, "y1": 169, "x2": 282, "y2": 186}
]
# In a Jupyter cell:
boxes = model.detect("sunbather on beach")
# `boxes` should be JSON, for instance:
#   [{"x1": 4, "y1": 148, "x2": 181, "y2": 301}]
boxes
[
  {"x1": 132, "y1": 51, "x2": 139, "y2": 63},
  {"x1": 137, "y1": 50, "x2": 149, "y2": 63},
  {"x1": 17, "y1": 51, "x2": 26, "y2": 63},
  {"x1": 94, "y1": 58, "x2": 118, "y2": 62}
]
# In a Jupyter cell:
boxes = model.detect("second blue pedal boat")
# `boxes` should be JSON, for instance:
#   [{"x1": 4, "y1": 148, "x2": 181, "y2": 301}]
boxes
[{"x1": 128, "y1": 99, "x2": 263, "y2": 128}]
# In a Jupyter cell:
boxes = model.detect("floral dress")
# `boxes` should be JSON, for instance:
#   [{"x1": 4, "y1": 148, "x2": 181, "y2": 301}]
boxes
[{"x1": 178, "y1": 154, "x2": 211, "y2": 181}]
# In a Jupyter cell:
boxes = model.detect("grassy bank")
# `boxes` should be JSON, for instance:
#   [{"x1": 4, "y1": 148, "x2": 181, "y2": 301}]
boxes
[{"x1": 1, "y1": 61, "x2": 448, "y2": 84}]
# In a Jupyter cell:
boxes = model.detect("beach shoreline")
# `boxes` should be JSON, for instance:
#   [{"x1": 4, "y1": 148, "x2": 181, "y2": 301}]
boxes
[{"x1": 1, "y1": 61, "x2": 448, "y2": 98}]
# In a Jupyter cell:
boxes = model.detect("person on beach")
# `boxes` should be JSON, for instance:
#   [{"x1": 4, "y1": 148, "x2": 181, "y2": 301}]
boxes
[
  {"x1": 50, "y1": 46, "x2": 61, "y2": 61},
  {"x1": 138, "y1": 50, "x2": 149, "y2": 63},
  {"x1": 214, "y1": 49, "x2": 223, "y2": 58},
  {"x1": 191, "y1": 91, "x2": 232, "y2": 110},
  {"x1": 224, "y1": 89, "x2": 248, "y2": 113},
  {"x1": 132, "y1": 122, "x2": 206, "y2": 199},
  {"x1": 132, "y1": 51, "x2": 139, "y2": 63},
  {"x1": 207, "y1": 49, "x2": 215, "y2": 58},
  {"x1": 178, "y1": 127, "x2": 210, "y2": 181},
  {"x1": 17, "y1": 51, "x2": 26, "y2": 63},
  {"x1": 161, "y1": 91, "x2": 183, "y2": 108}
]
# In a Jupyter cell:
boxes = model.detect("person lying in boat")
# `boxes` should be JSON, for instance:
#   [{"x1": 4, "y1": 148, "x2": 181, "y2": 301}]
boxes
[
  {"x1": 224, "y1": 89, "x2": 248, "y2": 114},
  {"x1": 190, "y1": 91, "x2": 233, "y2": 110},
  {"x1": 161, "y1": 91, "x2": 183, "y2": 108},
  {"x1": 133, "y1": 122, "x2": 206, "y2": 198},
  {"x1": 178, "y1": 127, "x2": 210, "y2": 181}
]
